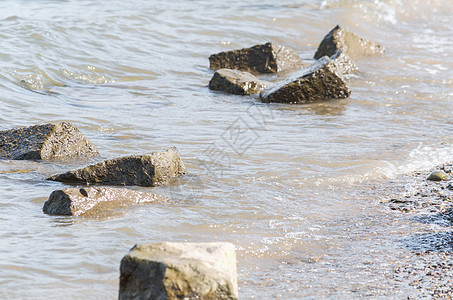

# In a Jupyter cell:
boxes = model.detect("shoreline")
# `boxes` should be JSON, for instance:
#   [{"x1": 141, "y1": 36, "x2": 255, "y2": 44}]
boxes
[{"x1": 380, "y1": 163, "x2": 453, "y2": 298}]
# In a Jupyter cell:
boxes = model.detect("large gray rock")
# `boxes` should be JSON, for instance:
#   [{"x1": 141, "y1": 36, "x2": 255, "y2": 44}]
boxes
[
  {"x1": 0, "y1": 122, "x2": 98, "y2": 160},
  {"x1": 119, "y1": 242, "x2": 238, "y2": 300},
  {"x1": 209, "y1": 68, "x2": 267, "y2": 95},
  {"x1": 260, "y1": 56, "x2": 351, "y2": 104},
  {"x1": 314, "y1": 25, "x2": 384, "y2": 60},
  {"x1": 43, "y1": 187, "x2": 168, "y2": 216},
  {"x1": 48, "y1": 148, "x2": 185, "y2": 187},
  {"x1": 209, "y1": 42, "x2": 303, "y2": 74}
]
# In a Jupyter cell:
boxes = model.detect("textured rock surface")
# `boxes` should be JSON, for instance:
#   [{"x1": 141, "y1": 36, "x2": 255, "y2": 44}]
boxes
[
  {"x1": 48, "y1": 148, "x2": 185, "y2": 186},
  {"x1": 43, "y1": 187, "x2": 168, "y2": 216},
  {"x1": 209, "y1": 42, "x2": 303, "y2": 74},
  {"x1": 0, "y1": 122, "x2": 98, "y2": 160},
  {"x1": 314, "y1": 25, "x2": 384, "y2": 59},
  {"x1": 260, "y1": 56, "x2": 351, "y2": 104},
  {"x1": 119, "y1": 242, "x2": 238, "y2": 300},
  {"x1": 209, "y1": 68, "x2": 267, "y2": 95},
  {"x1": 330, "y1": 49, "x2": 358, "y2": 75}
]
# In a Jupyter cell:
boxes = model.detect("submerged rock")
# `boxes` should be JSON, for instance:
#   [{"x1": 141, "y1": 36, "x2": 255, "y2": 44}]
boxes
[
  {"x1": 209, "y1": 68, "x2": 267, "y2": 95},
  {"x1": 260, "y1": 56, "x2": 350, "y2": 104},
  {"x1": 209, "y1": 42, "x2": 303, "y2": 74},
  {"x1": 119, "y1": 242, "x2": 238, "y2": 300},
  {"x1": 48, "y1": 148, "x2": 185, "y2": 187},
  {"x1": 43, "y1": 187, "x2": 168, "y2": 216},
  {"x1": 0, "y1": 122, "x2": 98, "y2": 160},
  {"x1": 314, "y1": 25, "x2": 384, "y2": 60},
  {"x1": 427, "y1": 170, "x2": 448, "y2": 181}
]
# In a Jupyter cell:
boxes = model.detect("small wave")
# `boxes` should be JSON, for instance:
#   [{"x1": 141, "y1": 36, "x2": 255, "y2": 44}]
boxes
[
  {"x1": 320, "y1": 143, "x2": 453, "y2": 187},
  {"x1": 4, "y1": 67, "x2": 66, "y2": 91},
  {"x1": 62, "y1": 68, "x2": 116, "y2": 85}
]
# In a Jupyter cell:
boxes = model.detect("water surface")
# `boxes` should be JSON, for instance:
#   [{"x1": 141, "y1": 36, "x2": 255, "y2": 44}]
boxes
[{"x1": 0, "y1": 0, "x2": 452, "y2": 298}]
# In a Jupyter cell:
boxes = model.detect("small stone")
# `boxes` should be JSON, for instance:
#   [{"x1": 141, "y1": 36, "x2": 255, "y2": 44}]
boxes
[
  {"x1": 47, "y1": 147, "x2": 185, "y2": 187},
  {"x1": 209, "y1": 42, "x2": 303, "y2": 74},
  {"x1": 427, "y1": 170, "x2": 448, "y2": 181},
  {"x1": 260, "y1": 56, "x2": 350, "y2": 104},
  {"x1": 314, "y1": 25, "x2": 384, "y2": 60},
  {"x1": 0, "y1": 122, "x2": 98, "y2": 160},
  {"x1": 43, "y1": 187, "x2": 168, "y2": 216},
  {"x1": 119, "y1": 242, "x2": 238, "y2": 300},
  {"x1": 209, "y1": 68, "x2": 267, "y2": 95}
]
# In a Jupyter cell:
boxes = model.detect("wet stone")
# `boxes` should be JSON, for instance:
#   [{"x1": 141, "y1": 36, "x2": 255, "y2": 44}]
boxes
[
  {"x1": 209, "y1": 68, "x2": 267, "y2": 95},
  {"x1": 260, "y1": 56, "x2": 350, "y2": 104},
  {"x1": 48, "y1": 147, "x2": 185, "y2": 187},
  {"x1": 119, "y1": 242, "x2": 238, "y2": 300},
  {"x1": 43, "y1": 187, "x2": 168, "y2": 216},
  {"x1": 314, "y1": 24, "x2": 385, "y2": 60},
  {"x1": 0, "y1": 122, "x2": 98, "y2": 160},
  {"x1": 427, "y1": 170, "x2": 448, "y2": 181},
  {"x1": 209, "y1": 42, "x2": 303, "y2": 74},
  {"x1": 330, "y1": 49, "x2": 358, "y2": 75}
]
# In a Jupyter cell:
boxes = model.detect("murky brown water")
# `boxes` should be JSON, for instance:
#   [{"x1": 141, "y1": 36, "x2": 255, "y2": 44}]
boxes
[{"x1": 0, "y1": 0, "x2": 452, "y2": 298}]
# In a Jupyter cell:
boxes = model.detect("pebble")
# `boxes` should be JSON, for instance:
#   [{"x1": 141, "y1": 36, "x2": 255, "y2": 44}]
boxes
[{"x1": 427, "y1": 170, "x2": 448, "y2": 181}]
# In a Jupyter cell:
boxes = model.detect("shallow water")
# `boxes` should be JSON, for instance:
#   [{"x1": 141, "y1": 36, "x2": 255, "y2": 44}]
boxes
[{"x1": 0, "y1": 0, "x2": 452, "y2": 298}]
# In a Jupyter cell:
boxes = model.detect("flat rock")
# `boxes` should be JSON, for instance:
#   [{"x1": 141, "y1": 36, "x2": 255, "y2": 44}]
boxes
[
  {"x1": 48, "y1": 147, "x2": 185, "y2": 187},
  {"x1": 209, "y1": 42, "x2": 303, "y2": 74},
  {"x1": 260, "y1": 56, "x2": 351, "y2": 104},
  {"x1": 43, "y1": 187, "x2": 168, "y2": 216},
  {"x1": 209, "y1": 68, "x2": 267, "y2": 95},
  {"x1": 0, "y1": 122, "x2": 98, "y2": 160},
  {"x1": 314, "y1": 25, "x2": 384, "y2": 60},
  {"x1": 119, "y1": 242, "x2": 238, "y2": 300}
]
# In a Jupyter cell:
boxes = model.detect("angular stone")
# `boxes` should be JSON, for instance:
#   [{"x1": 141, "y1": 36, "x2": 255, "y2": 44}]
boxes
[
  {"x1": 43, "y1": 187, "x2": 168, "y2": 216},
  {"x1": 48, "y1": 148, "x2": 185, "y2": 187},
  {"x1": 260, "y1": 56, "x2": 351, "y2": 104},
  {"x1": 427, "y1": 170, "x2": 448, "y2": 181},
  {"x1": 330, "y1": 49, "x2": 358, "y2": 75},
  {"x1": 0, "y1": 122, "x2": 98, "y2": 160},
  {"x1": 314, "y1": 25, "x2": 384, "y2": 60},
  {"x1": 119, "y1": 242, "x2": 238, "y2": 300},
  {"x1": 209, "y1": 42, "x2": 303, "y2": 74},
  {"x1": 209, "y1": 68, "x2": 267, "y2": 95}
]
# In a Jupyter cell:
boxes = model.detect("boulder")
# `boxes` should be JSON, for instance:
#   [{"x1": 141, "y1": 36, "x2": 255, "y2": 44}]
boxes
[
  {"x1": 0, "y1": 122, "x2": 98, "y2": 160},
  {"x1": 209, "y1": 68, "x2": 267, "y2": 95},
  {"x1": 314, "y1": 25, "x2": 384, "y2": 60},
  {"x1": 48, "y1": 147, "x2": 185, "y2": 187},
  {"x1": 43, "y1": 187, "x2": 168, "y2": 216},
  {"x1": 260, "y1": 56, "x2": 351, "y2": 104},
  {"x1": 119, "y1": 242, "x2": 238, "y2": 300},
  {"x1": 209, "y1": 42, "x2": 303, "y2": 74}
]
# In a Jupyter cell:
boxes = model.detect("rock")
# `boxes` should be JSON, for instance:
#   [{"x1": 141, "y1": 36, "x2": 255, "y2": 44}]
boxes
[
  {"x1": 43, "y1": 187, "x2": 168, "y2": 216},
  {"x1": 314, "y1": 25, "x2": 384, "y2": 60},
  {"x1": 330, "y1": 49, "x2": 358, "y2": 75},
  {"x1": 260, "y1": 56, "x2": 351, "y2": 104},
  {"x1": 0, "y1": 122, "x2": 98, "y2": 160},
  {"x1": 119, "y1": 242, "x2": 238, "y2": 300},
  {"x1": 209, "y1": 68, "x2": 267, "y2": 95},
  {"x1": 209, "y1": 42, "x2": 303, "y2": 74},
  {"x1": 48, "y1": 147, "x2": 185, "y2": 187},
  {"x1": 427, "y1": 170, "x2": 448, "y2": 181}
]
